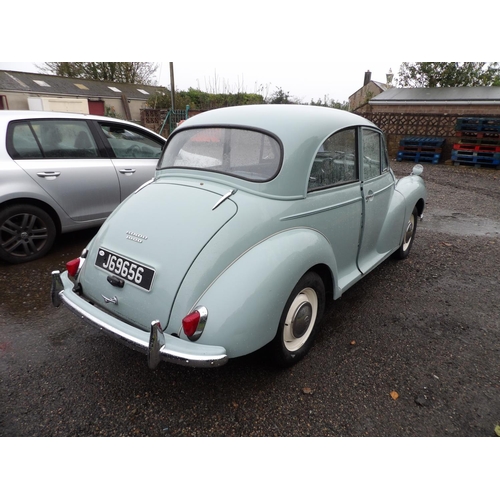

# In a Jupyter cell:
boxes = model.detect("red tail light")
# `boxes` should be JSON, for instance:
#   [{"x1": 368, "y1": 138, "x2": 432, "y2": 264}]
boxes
[
  {"x1": 182, "y1": 310, "x2": 201, "y2": 337},
  {"x1": 181, "y1": 306, "x2": 208, "y2": 341},
  {"x1": 66, "y1": 258, "x2": 81, "y2": 277}
]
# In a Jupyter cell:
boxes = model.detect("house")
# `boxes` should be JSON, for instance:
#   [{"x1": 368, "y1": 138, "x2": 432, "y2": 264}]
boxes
[
  {"x1": 348, "y1": 70, "x2": 391, "y2": 112},
  {"x1": 0, "y1": 70, "x2": 167, "y2": 123}
]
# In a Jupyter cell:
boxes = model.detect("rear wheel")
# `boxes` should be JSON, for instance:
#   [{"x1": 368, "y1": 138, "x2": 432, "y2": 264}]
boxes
[
  {"x1": 394, "y1": 207, "x2": 418, "y2": 260},
  {"x1": 0, "y1": 204, "x2": 56, "y2": 264},
  {"x1": 271, "y1": 272, "x2": 325, "y2": 367}
]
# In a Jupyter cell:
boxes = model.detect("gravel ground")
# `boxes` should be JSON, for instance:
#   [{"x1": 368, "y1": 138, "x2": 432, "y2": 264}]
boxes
[{"x1": 0, "y1": 160, "x2": 499, "y2": 437}]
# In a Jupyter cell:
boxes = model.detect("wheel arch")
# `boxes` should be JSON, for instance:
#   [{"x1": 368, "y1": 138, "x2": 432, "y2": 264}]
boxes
[
  {"x1": 308, "y1": 263, "x2": 334, "y2": 300},
  {"x1": 415, "y1": 197, "x2": 425, "y2": 217},
  {"x1": 171, "y1": 227, "x2": 338, "y2": 358},
  {"x1": 0, "y1": 198, "x2": 62, "y2": 235}
]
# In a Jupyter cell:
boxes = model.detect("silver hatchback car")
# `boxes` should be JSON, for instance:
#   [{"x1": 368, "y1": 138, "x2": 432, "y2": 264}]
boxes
[{"x1": 0, "y1": 110, "x2": 166, "y2": 264}]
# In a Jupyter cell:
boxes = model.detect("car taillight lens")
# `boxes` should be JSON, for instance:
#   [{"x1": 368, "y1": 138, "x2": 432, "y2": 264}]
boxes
[
  {"x1": 181, "y1": 306, "x2": 208, "y2": 341},
  {"x1": 66, "y1": 258, "x2": 80, "y2": 277},
  {"x1": 182, "y1": 311, "x2": 200, "y2": 337}
]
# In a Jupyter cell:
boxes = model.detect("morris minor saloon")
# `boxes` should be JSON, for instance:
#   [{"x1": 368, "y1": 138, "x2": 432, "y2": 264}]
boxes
[{"x1": 51, "y1": 105, "x2": 427, "y2": 368}]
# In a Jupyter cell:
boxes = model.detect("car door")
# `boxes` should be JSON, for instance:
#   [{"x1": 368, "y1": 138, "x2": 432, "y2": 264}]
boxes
[
  {"x1": 8, "y1": 118, "x2": 120, "y2": 222},
  {"x1": 306, "y1": 128, "x2": 364, "y2": 291},
  {"x1": 96, "y1": 122, "x2": 164, "y2": 201},
  {"x1": 356, "y1": 128, "x2": 396, "y2": 274}
]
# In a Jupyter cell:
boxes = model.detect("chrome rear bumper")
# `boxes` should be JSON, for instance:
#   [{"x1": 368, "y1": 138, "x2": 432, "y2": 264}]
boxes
[{"x1": 51, "y1": 271, "x2": 228, "y2": 369}]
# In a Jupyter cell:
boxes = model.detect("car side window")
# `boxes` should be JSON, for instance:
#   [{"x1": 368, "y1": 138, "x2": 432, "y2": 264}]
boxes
[
  {"x1": 362, "y1": 129, "x2": 383, "y2": 181},
  {"x1": 10, "y1": 122, "x2": 43, "y2": 158},
  {"x1": 308, "y1": 128, "x2": 357, "y2": 191},
  {"x1": 99, "y1": 123, "x2": 163, "y2": 159},
  {"x1": 9, "y1": 120, "x2": 99, "y2": 159}
]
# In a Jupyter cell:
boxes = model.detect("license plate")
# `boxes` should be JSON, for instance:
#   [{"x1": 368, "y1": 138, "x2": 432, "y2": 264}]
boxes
[{"x1": 95, "y1": 248, "x2": 155, "y2": 291}]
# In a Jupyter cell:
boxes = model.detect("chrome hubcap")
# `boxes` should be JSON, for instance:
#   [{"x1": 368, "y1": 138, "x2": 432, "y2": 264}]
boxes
[{"x1": 291, "y1": 302, "x2": 312, "y2": 339}]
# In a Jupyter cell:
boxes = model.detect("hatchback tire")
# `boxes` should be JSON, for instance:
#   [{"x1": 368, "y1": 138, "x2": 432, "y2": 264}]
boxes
[{"x1": 0, "y1": 204, "x2": 56, "y2": 264}]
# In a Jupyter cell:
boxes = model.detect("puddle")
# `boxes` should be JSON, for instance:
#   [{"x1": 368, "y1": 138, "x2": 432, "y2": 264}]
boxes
[{"x1": 422, "y1": 210, "x2": 500, "y2": 237}]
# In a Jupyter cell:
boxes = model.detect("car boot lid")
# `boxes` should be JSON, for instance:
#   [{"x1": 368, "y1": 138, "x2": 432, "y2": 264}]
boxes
[{"x1": 77, "y1": 181, "x2": 237, "y2": 331}]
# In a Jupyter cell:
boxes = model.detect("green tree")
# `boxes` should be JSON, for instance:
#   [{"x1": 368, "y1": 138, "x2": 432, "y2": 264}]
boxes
[
  {"x1": 398, "y1": 62, "x2": 500, "y2": 88},
  {"x1": 309, "y1": 95, "x2": 350, "y2": 110},
  {"x1": 38, "y1": 62, "x2": 159, "y2": 85},
  {"x1": 267, "y1": 87, "x2": 295, "y2": 104}
]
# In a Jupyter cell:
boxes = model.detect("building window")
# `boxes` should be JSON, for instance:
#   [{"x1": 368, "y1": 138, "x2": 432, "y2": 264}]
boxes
[{"x1": 33, "y1": 80, "x2": 51, "y2": 87}]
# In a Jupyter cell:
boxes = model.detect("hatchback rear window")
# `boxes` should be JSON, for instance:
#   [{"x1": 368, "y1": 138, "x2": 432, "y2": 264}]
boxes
[{"x1": 158, "y1": 127, "x2": 282, "y2": 182}]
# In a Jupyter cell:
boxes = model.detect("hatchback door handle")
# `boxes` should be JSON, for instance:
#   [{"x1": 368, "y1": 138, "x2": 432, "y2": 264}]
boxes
[
  {"x1": 119, "y1": 168, "x2": 136, "y2": 175},
  {"x1": 37, "y1": 171, "x2": 61, "y2": 178}
]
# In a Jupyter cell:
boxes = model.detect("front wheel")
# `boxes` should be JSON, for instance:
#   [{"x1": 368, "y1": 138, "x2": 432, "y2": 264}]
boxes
[
  {"x1": 394, "y1": 207, "x2": 418, "y2": 260},
  {"x1": 0, "y1": 204, "x2": 56, "y2": 264},
  {"x1": 270, "y1": 272, "x2": 325, "y2": 367}
]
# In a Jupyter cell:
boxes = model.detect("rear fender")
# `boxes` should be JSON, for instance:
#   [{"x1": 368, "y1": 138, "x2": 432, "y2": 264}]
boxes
[{"x1": 173, "y1": 228, "x2": 337, "y2": 358}]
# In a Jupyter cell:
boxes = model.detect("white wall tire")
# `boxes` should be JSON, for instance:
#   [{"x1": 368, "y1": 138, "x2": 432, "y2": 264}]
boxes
[
  {"x1": 395, "y1": 207, "x2": 418, "y2": 260},
  {"x1": 271, "y1": 272, "x2": 325, "y2": 367}
]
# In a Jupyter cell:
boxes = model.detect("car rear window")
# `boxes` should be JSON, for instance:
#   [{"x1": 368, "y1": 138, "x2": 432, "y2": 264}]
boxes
[{"x1": 158, "y1": 127, "x2": 282, "y2": 182}]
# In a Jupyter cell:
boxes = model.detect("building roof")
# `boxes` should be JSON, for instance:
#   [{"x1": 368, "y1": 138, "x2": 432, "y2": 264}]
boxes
[
  {"x1": 348, "y1": 80, "x2": 388, "y2": 100},
  {"x1": 0, "y1": 70, "x2": 165, "y2": 101},
  {"x1": 370, "y1": 86, "x2": 500, "y2": 105}
]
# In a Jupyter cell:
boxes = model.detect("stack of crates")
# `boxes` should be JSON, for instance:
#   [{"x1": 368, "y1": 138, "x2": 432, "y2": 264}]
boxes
[
  {"x1": 396, "y1": 136, "x2": 445, "y2": 164},
  {"x1": 452, "y1": 117, "x2": 500, "y2": 168}
]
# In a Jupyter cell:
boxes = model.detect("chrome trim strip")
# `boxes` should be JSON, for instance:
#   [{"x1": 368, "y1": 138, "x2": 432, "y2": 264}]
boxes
[{"x1": 280, "y1": 196, "x2": 362, "y2": 221}]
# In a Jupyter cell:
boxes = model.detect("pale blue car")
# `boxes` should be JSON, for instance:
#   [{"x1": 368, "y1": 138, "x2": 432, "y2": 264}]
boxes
[{"x1": 51, "y1": 105, "x2": 427, "y2": 368}]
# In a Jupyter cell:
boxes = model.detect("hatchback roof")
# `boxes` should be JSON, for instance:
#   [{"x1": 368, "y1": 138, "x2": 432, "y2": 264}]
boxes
[{"x1": 0, "y1": 109, "x2": 129, "y2": 122}]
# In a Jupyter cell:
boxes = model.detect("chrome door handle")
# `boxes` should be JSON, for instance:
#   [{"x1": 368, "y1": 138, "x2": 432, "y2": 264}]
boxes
[
  {"x1": 365, "y1": 191, "x2": 374, "y2": 202},
  {"x1": 119, "y1": 168, "x2": 136, "y2": 175},
  {"x1": 37, "y1": 171, "x2": 61, "y2": 178}
]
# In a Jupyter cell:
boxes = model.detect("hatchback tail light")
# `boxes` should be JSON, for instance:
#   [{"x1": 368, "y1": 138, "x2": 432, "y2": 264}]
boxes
[{"x1": 182, "y1": 306, "x2": 208, "y2": 341}]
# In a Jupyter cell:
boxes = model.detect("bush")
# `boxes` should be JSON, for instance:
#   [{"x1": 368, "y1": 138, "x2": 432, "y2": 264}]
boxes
[{"x1": 147, "y1": 87, "x2": 265, "y2": 110}]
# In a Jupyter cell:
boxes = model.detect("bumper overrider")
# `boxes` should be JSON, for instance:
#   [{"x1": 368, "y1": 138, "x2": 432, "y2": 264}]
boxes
[{"x1": 51, "y1": 271, "x2": 228, "y2": 369}]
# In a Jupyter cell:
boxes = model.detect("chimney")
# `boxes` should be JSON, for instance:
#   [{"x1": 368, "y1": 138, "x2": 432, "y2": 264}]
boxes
[{"x1": 364, "y1": 70, "x2": 372, "y2": 86}]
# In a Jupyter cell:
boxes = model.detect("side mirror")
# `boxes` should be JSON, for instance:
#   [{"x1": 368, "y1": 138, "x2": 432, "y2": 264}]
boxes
[{"x1": 412, "y1": 164, "x2": 424, "y2": 177}]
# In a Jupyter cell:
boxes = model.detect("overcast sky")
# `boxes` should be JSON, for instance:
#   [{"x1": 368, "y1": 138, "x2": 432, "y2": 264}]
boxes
[
  {"x1": 0, "y1": 61, "x2": 400, "y2": 104},
  {"x1": 0, "y1": 3, "x2": 494, "y2": 106}
]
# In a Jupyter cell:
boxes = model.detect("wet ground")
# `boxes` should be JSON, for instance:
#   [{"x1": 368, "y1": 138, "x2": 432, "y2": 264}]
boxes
[{"x1": 1, "y1": 161, "x2": 499, "y2": 436}]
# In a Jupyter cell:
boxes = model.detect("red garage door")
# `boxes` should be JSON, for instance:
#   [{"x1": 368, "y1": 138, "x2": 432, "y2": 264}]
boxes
[{"x1": 88, "y1": 100, "x2": 105, "y2": 115}]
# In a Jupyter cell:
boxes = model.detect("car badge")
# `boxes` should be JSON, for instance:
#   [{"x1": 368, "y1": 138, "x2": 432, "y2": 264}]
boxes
[{"x1": 126, "y1": 231, "x2": 148, "y2": 244}]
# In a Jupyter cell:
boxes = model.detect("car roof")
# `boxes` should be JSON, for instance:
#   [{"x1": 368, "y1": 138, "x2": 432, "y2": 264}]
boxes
[
  {"x1": 0, "y1": 110, "x2": 165, "y2": 139},
  {"x1": 170, "y1": 104, "x2": 379, "y2": 199}
]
